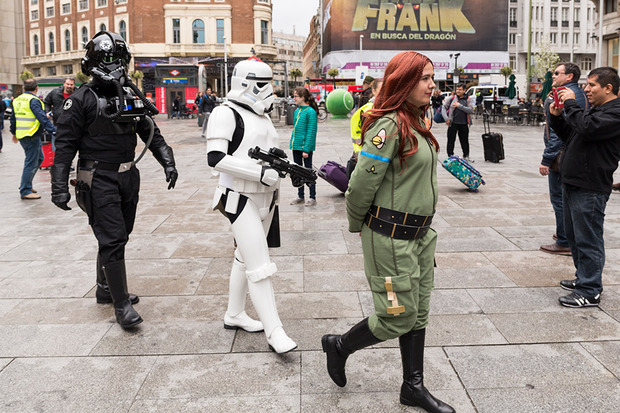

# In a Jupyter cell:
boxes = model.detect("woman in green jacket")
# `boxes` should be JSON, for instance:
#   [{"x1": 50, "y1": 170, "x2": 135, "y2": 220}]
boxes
[
  {"x1": 321, "y1": 52, "x2": 454, "y2": 413},
  {"x1": 289, "y1": 87, "x2": 318, "y2": 206}
]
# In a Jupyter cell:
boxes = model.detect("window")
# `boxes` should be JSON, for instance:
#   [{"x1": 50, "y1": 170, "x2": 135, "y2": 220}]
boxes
[
  {"x1": 97, "y1": 0, "x2": 107, "y2": 6},
  {"x1": 562, "y1": 7, "x2": 568, "y2": 21},
  {"x1": 550, "y1": 7, "x2": 557, "y2": 24},
  {"x1": 79, "y1": 0, "x2": 88, "y2": 11},
  {"x1": 509, "y1": 33, "x2": 516, "y2": 45},
  {"x1": 574, "y1": 33, "x2": 579, "y2": 44},
  {"x1": 115, "y1": 0, "x2": 127, "y2": 3},
  {"x1": 581, "y1": 57, "x2": 592, "y2": 71},
  {"x1": 192, "y1": 19, "x2": 204, "y2": 43},
  {"x1": 261, "y1": 20, "x2": 268, "y2": 45},
  {"x1": 62, "y1": 3, "x2": 70, "y2": 14},
  {"x1": 31, "y1": 9, "x2": 39, "y2": 20},
  {"x1": 509, "y1": 8, "x2": 517, "y2": 25},
  {"x1": 509, "y1": 56, "x2": 516, "y2": 70},
  {"x1": 216, "y1": 19, "x2": 224, "y2": 44},
  {"x1": 47, "y1": 66, "x2": 56, "y2": 76},
  {"x1": 31, "y1": 0, "x2": 38, "y2": 5},
  {"x1": 173, "y1": 19, "x2": 180, "y2": 44},
  {"x1": 550, "y1": 32, "x2": 557, "y2": 44},
  {"x1": 100, "y1": 23, "x2": 106, "y2": 31},
  {"x1": 81, "y1": 27, "x2": 89, "y2": 47},
  {"x1": 607, "y1": 37, "x2": 619, "y2": 68},
  {"x1": 33, "y1": 67, "x2": 41, "y2": 77},
  {"x1": 63, "y1": 64, "x2": 73, "y2": 74},
  {"x1": 605, "y1": 0, "x2": 617, "y2": 14},
  {"x1": 65, "y1": 29, "x2": 71, "y2": 51},
  {"x1": 46, "y1": 6, "x2": 54, "y2": 17},
  {"x1": 119, "y1": 20, "x2": 127, "y2": 40},
  {"x1": 49, "y1": 32, "x2": 55, "y2": 53},
  {"x1": 561, "y1": 33, "x2": 568, "y2": 44},
  {"x1": 33, "y1": 34, "x2": 39, "y2": 55},
  {"x1": 574, "y1": 7, "x2": 580, "y2": 20}
]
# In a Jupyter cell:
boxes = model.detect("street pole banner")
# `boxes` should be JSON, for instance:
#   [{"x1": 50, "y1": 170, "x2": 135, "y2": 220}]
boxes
[{"x1": 323, "y1": 0, "x2": 509, "y2": 54}]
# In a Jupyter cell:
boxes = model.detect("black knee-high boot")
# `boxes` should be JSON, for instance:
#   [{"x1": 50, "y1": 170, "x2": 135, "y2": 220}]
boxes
[
  {"x1": 96, "y1": 254, "x2": 139, "y2": 305},
  {"x1": 321, "y1": 318, "x2": 382, "y2": 387},
  {"x1": 103, "y1": 260, "x2": 143, "y2": 329},
  {"x1": 399, "y1": 328, "x2": 455, "y2": 413}
]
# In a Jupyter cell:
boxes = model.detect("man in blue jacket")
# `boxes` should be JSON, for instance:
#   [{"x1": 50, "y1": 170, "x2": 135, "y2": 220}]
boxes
[
  {"x1": 550, "y1": 66, "x2": 620, "y2": 307},
  {"x1": 10, "y1": 79, "x2": 56, "y2": 199},
  {"x1": 539, "y1": 62, "x2": 588, "y2": 255}
]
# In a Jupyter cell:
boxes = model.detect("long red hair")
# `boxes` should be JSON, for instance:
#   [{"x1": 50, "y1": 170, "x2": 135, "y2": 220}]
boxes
[{"x1": 361, "y1": 51, "x2": 439, "y2": 169}]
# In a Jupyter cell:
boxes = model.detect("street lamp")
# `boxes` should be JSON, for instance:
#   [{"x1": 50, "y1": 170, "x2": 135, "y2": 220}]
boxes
[
  {"x1": 359, "y1": 35, "x2": 364, "y2": 69},
  {"x1": 516, "y1": 34, "x2": 522, "y2": 73},
  {"x1": 223, "y1": 36, "x2": 228, "y2": 96},
  {"x1": 450, "y1": 53, "x2": 460, "y2": 85}
]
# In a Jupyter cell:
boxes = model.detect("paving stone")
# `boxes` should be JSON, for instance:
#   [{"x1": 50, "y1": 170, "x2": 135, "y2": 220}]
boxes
[
  {"x1": 0, "y1": 299, "x2": 21, "y2": 318},
  {"x1": 0, "y1": 276, "x2": 95, "y2": 299},
  {"x1": 435, "y1": 227, "x2": 520, "y2": 252},
  {"x1": 467, "y1": 287, "x2": 568, "y2": 313},
  {"x1": 483, "y1": 250, "x2": 576, "y2": 287},
  {"x1": 430, "y1": 289, "x2": 483, "y2": 314},
  {"x1": 447, "y1": 343, "x2": 617, "y2": 390},
  {"x1": 137, "y1": 353, "x2": 300, "y2": 399},
  {"x1": 488, "y1": 311, "x2": 620, "y2": 343},
  {"x1": 0, "y1": 324, "x2": 112, "y2": 356},
  {"x1": 0, "y1": 356, "x2": 156, "y2": 413},
  {"x1": 580, "y1": 341, "x2": 620, "y2": 378},
  {"x1": 0, "y1": 358, "x2": 13, "y2": 372},
  {"x1": 129, "y1": 396, "x2": 300, "y2": 413},
  {"x1": 0, "y1": 298, "x2": 113, "y2": 324},
  {"x1": 425, "y1": 314, "x2": 508, "y2": 346}
]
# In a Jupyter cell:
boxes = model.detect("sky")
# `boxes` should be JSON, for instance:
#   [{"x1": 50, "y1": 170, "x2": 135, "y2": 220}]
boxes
[{"x1": 271, "y1": 0, "x2": 320, "y2": 38}]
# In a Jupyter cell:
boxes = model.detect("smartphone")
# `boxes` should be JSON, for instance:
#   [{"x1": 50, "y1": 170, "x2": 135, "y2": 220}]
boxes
[{"x1": 553, "y1": 86, "x2": 566, "y2": 108}]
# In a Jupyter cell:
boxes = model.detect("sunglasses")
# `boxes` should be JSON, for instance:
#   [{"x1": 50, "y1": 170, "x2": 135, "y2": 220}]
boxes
[{"x1": 553, "y1": 71, "x2": 565, "y2": 76}]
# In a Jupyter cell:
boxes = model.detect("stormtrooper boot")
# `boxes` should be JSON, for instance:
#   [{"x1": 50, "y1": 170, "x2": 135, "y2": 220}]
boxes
[
  {"x1": 103, "y1": 260, "x2": 143, "y2": 329},
  {"x1": 224, "y1": 258, "x2": 263, "y2": 333},
  {"x1": 247, "y1": 277, "x2": 297, "y2": 353},
  {"x1": 96, "y1": 254, "x2": 139, "y2": 305}
]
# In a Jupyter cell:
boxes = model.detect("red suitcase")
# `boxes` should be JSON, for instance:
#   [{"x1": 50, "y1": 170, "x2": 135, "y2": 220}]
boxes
[{"x1": 40, "y1": 133, "x2": 55, "y2": 169}]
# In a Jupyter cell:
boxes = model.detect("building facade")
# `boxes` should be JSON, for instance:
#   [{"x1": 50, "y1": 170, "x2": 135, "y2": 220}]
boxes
[
  {"x1": 21, "y1": 0, "x2": 276, "y2": 113},
  {"x1": 302, "y1": 14, "x2": 321, "y2": 81},
  {"x1": 272, "y1": 30, "x2": 304, "y2": 95},
  {"x1": 597, "y1": 0, "x2": 620, "y2": 69},
  {"x1": 0, "y1": 0, "x2": 25, "y2": 97},
  {"x1": 509, "y1": 0, "x2": 598, "y2": 94}
]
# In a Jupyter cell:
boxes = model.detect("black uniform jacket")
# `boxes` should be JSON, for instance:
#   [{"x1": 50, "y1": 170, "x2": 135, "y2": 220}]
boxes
[
  {"x1": 54, "y1": 83, "x2": 169, "y2": 166},
  {"x1": 549, "y1": 97, "x2": 620, "y2": 194}
]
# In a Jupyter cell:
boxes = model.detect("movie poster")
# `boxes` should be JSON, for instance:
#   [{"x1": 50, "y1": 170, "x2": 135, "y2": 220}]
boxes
[{"x1": 323, "y1": 0, "x2": 509, "y2": 54}]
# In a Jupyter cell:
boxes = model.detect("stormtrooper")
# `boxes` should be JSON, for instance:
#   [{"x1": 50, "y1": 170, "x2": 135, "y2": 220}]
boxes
[
  {"x1": 206, "y1": 57, "x2": 297, "y2": 354},
  {"x1": 51, "y1": 31, "x2": 178, "y2": 329}
]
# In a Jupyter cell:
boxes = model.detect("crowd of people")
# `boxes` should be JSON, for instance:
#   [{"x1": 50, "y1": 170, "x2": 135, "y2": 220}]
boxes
[{"x1": 3, "y1": 28, "x2": 620, "y2": 410}]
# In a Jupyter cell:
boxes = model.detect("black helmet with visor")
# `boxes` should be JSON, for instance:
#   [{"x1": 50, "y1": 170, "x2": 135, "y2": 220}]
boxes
[{"x1": 81, "y1": 31, "x2": 131, "y2": 84}]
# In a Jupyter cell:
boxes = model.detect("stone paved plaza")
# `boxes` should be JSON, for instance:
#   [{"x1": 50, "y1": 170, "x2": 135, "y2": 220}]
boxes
[{"x1": 0, "y1": 112, "x2": 619, "y2": 412}]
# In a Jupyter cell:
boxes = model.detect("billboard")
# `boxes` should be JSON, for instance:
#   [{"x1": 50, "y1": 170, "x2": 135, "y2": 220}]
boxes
[{"x1": 323, "y1": 0, "x2": 509, "y2": 54}]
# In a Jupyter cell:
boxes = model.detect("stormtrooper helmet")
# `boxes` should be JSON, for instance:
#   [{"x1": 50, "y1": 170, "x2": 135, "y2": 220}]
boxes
[
  {"x1": 81, "y1": 31, "x2": 131, "y2": 84},
  {"x1": 227, "y1": 57, "x2": 274, "y2": 115}
]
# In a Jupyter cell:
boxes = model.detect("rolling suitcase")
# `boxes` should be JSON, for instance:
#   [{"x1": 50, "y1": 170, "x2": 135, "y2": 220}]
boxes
[
  {"x1": 318, "y1": 160, "x2": 349, "y2": 192},
  {"x1": 482, "y1": 112, "x2": 505, "y2": 163},
  {"x1": 40, "y1": 132, "x2": 55, "y2": 169},
  {"x1": 442, "y1": 155, "x2": 485, "y2": 192}
]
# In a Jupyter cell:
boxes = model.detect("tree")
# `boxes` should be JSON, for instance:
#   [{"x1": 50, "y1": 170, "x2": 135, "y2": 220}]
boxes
[
  {"x1": 289, "y1": 68, "x2": 302, "y2": 87},
  {"x1": 76, "y1": 71, "x2": 90, "y2": 84},
  {"x1": 533, "y1": 40, "x2": 561, "y2": 79},
  {"x1": 327, "y1": 68, "x2": 339, "y2": 88},
  {"x1": 130, "y1": 70, "x2": 144, "y2": 90},
  {"x1": 500, "y1": 66, "x2": 513, "y2": 85},
  {"x1": 19, "y1": 70, "x2": 34, "y2": 82}
]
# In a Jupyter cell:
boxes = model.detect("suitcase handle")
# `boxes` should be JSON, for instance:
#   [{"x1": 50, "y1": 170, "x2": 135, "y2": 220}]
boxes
[{"x1": 483, "y1": 111, "x2": 492, "y2": 135}]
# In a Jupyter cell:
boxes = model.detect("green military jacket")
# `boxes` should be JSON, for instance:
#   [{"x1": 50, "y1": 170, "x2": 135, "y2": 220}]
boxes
[{"x1": 345, "y1": 112, "x2": 438, "y2": 232}]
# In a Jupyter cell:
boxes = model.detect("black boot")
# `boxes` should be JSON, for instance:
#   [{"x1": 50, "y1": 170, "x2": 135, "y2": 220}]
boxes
[
  {"x1": 96, "y1": 255, "x2": 139, "y2": 305},
  {"x1": 399, "y1": 329, "x2": 455, "y2": 413},
  {"x1": 103, "y1": 260, "x2": 143, "y2": 329},
  {"x1": 321, "y1": 318, "x2": 382, "y2": 387}
]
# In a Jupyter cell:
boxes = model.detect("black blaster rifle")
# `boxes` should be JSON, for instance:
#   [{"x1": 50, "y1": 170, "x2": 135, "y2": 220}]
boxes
[{"x1": 248, "y1": 146, "x2": 317, "y2": 188}]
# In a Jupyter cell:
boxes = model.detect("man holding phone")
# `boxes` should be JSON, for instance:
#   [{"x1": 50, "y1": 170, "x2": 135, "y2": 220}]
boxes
[
  {"x1": 549, "y1": 66, "x2": 620, "y2": 307},
  {"x1": 539, "y1": 63, "x2": 587, "y2": 255}
]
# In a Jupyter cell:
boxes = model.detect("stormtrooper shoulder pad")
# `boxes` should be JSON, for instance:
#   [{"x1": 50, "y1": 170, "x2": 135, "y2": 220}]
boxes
[{"x1": 206, "y1": 105, "x2": 237, "y2": 141}]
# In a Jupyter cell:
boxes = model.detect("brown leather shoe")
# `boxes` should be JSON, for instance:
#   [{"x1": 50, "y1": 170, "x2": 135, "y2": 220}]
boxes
[
  {"x1": 21, "y1": 193, "x2": 41, "y2": 200},
  {"x1": 612, "y1": 183, "x2": 620, "y2": 191},
  {"x1": 540, "y1": 243, "x2": 571, "y2": 256}
]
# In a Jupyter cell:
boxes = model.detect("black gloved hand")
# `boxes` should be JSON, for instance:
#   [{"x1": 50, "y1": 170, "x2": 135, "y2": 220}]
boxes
[
  {"x1": 152, "y1": 145, "x2": 178, "y2": 190},
  {"x1": 165, "y1": 166, "x2": 178, "y2": 190},
  {"x1": 52, "y1": 192, "x2": 72, "y2": 210},
  {"x1": 50, "y1": 163, "x2": 72, "y2": 210}
]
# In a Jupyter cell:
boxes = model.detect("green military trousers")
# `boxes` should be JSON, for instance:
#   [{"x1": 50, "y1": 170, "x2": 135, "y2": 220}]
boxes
[{"x1": 361, "y1": 224, "x2": 437, "y2": 341}]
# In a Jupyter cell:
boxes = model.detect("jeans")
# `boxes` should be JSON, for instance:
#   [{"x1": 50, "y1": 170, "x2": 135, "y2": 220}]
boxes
[
  {"x1": 548, "y1": 169, "x2": 568, "y2": 247},
  {"x1": 19, "y1": 135, "x2": 44, "y2": 196},
  {"x1": 292, "y1": 150, "x2": 315, "y2": 199},
  {"x1": 447, "y1": 123, "x2": 470, "y2": 158},
  {"x1": 563, "y1": 186, "x2": 609, "y2": 297}
]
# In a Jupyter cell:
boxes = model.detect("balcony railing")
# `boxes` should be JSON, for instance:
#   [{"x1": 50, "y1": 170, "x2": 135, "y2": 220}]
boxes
[
  {"x1": 22, "y1": 50, "x2": 83, "y2": 65},
  {"x1": 550, "y1": 20, "x2": 558, "y2": 27}
]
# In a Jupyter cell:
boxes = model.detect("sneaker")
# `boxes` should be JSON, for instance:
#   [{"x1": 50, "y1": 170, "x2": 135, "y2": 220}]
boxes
[
  {"x1": 560, "y1": 279, "x2": 577, "y2": 291},
  {"x1": 21, "y1": 193, "x2": 41, "y2": 200},
  {"x1": 290, "y1": 198, "x2": 304, "y2": 205},
  {"x1": 305, "y1": 198, "x2": 317, "y2": 207},
  {"x1": 464, "y1": 157, "x2": 475, "y2": 163},
  {"x1": 559, "y1": 291, "x2": 600, "y2": 308}
]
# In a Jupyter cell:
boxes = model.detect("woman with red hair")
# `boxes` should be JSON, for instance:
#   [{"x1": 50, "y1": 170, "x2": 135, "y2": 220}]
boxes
[{"x1": 322, "y1": 52, "x2": 454, "y2": 413}]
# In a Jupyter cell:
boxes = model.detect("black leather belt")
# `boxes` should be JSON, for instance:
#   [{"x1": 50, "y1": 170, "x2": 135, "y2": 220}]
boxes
[
  {"x1": 365, "y1": 205, "x2": 433, "y2": 240},
  {"x1": 78, "y1": 159, "x2": 134, "y2": 173}
]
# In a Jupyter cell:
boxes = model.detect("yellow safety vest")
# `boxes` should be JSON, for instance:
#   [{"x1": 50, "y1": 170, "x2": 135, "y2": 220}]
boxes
[
  {"x1": 350, "y1": 102, "x2": 373, "y2": 154},
  {"x1": 13, "y1": 93, "x2": 42, "y2": 139}
]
